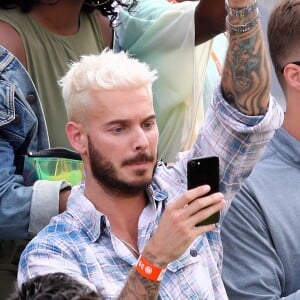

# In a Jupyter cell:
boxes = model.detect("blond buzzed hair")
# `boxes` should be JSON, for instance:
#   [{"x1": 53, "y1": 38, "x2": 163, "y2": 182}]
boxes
[
  {"x1": 268, "y1": 0, "x2": 300, "y2": 90},
  {"x1": 59, "y1": 49, "x2": 158, "y2": 121}
]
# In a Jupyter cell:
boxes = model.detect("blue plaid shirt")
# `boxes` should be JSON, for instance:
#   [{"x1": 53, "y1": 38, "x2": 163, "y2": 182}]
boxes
[{"x1": 18, "y1": 86, "x2": 283, "y2": 299}]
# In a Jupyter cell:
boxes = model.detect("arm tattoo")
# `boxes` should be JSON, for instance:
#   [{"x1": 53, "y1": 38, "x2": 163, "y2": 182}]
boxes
[
  {"x1": 117, "y1": 268, "x2": 161, "y2": 300},
  {"x1": 222, "y1": 24, "x2": 271, "y2": 115}
]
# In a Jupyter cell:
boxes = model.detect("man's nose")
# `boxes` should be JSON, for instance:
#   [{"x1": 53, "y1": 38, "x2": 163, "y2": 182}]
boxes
[{"x1": 132, "y1": 128, "x2": 149, "y2": 151}]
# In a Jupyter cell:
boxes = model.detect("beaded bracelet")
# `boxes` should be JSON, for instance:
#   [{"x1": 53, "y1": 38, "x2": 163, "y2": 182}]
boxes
[
  {"x1": 136, "y1": 255, "x2": 166, "y2": 281},
  {"x1": 226, "y1": 14, "x2": 260, "y2": 33},
  {"x1": 226, "y1": 0, "x2": 257, "y2": 18}
]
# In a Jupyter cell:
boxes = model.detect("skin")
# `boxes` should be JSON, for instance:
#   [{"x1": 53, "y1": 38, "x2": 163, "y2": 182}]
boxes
[
  {"x1": 67, "y1": 87, "x2": 224, "y2": 249},
  {"x1": 67, "y1": 87, "x2": 160, "y2": 250},
  {"x1": 3, "y1": 0, "x2": 271, "y2": 297},
  {"x1": 170, "y1": 0, "x2": 227, "y2": 44},
  {"x1": 194, "y1": 0, "x2": 226, "y2": 44},
  {"x1": 0, "y1": 0, "x2": 226, "y2": 68},
  {"x1": 221, "y1": 4, "x2": 300, "y2": 298},
  {"x1": 66, "y1": 86, "x2": 225, "y2": 297},
  {"x1": 118, "y1": 268, "x2": 162, "y2": 299},
  {"x1": 0, "y1": 0, "x2": 111, "y2": 211},
  {"x1": 282, "y1": 56, "x2": 300, "y2": 140},
  {"x1": 0, "y1": 0, "x2": 113, "y2": 68},
  {"x1": 221, "y1": 0, "x2": 271, "y2": 115},
  {"x1": 64, "y1": 0, "x2": 271, "y2": 296},
  {"x1": 0, "y1": 0, "x2": 226, "y2": 212}
]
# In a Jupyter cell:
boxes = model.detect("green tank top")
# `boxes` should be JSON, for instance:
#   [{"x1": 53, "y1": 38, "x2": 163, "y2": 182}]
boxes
[{"x1": 0, "y1": 8, "x2": 105, "y2": 147}]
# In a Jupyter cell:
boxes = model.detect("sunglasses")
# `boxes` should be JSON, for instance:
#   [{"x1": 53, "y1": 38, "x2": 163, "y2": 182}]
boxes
[{"x1": 281, "y1": 61, "x2": 300, "y2": 73}]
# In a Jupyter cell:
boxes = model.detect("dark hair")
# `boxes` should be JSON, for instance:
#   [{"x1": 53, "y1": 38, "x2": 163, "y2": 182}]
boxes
[
  {"x1": 0, "y1": 0, "x2": 137, "y2": 24},
  {"x1": 267, "y1": 0, "x2": 300, "y2": 89},
  {"x1": 8, "y1": 272, "x2": 101, "y2": 300}
]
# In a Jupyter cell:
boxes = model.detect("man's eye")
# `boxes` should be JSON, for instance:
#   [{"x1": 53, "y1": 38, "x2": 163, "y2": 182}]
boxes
[
  {"x1": 143, "y1": 121, "x2": 155, "y2": 129},
  {"x1": 113, "y1": 127, "x2": 123, "y2": 133}
]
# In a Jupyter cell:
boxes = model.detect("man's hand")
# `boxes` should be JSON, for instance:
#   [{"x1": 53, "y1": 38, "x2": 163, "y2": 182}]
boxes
[{"x1": 143, "y1": 185, "x2": 225, "y2": 268}]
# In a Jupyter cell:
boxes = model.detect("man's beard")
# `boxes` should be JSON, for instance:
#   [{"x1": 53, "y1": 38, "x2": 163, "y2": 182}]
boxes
[{"x1": 87, "y1": 136, "x2": 156, "y2": 196}]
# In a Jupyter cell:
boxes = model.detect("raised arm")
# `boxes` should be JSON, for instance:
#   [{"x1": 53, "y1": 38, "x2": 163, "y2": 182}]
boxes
[
  {"x1": 221, "y1": 0, "x2": 271, "y2": 115},
  {"x1": 194, "y1": 0, "x2": 226, "y2": 45}
]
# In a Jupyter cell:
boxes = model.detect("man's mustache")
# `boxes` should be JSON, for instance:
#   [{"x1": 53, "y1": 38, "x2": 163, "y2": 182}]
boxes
[{"x1": 122, "y1": 153, "x2": 155, "y2": 165}]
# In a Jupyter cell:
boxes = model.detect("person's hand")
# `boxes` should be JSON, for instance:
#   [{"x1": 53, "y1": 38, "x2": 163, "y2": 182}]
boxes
[
  {"x1": 59, "y1": 188, "x2": 71, "y2": 213},
  {"x1": 143, "y1": 185, "x2": 225, "y2": 267}
]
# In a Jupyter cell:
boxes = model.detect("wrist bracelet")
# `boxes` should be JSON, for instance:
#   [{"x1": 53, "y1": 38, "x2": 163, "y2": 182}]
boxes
[
  {"x1": 136, "y1": 255, "x2": 166, "y2": 281},
  {"x1": 226, "y1": 14, "x2": 259, "y2": 33},
  {"x1": 226, "y1": 0, "x2": 257, "y2": 18}
]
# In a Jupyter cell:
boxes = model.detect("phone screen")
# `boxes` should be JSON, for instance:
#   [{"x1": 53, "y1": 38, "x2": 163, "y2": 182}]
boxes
[{"x1": 187, "y1": 156, "x2": 220, "y2": 226}]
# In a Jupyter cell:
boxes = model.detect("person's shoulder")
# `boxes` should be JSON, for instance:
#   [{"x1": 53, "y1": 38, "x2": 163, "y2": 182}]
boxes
[
  {"x1": 248, "y1": 130, "x2": 282, "y2": 174},
  {"x1": 0, "y1": 19, "x2": 26, "y2": 67},
  {"x1": 233, "y1": 133, "x2": 280, "y2": 204},
  {"x1": 92, "y1": 10, "x2": 112, "y2": 48},
  {"x1": 29, "y1": 214, "x2": 82, "y2": 247},
  {"x1": 45, "y1": 213, "x2": 79, "y2": 233}
]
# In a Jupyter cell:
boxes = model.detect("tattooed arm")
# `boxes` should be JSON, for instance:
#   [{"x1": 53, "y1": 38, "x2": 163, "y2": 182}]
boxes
[
  {"x1": 222, "y1": 0, "x2": 271, "y2": 115},
  {"x1": 118, "y1": 268, "x2": 161, "y2": 300}
]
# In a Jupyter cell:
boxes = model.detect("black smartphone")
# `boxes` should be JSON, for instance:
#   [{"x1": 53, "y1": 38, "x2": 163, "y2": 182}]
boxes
[{"x1": 187, "y1": 156, "x2": 220, "y2": 226}]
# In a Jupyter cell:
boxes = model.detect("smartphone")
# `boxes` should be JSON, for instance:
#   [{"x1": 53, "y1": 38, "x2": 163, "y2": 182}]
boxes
[{"x1": 187, "y1": 156, "x2": 220, "y2": 226}]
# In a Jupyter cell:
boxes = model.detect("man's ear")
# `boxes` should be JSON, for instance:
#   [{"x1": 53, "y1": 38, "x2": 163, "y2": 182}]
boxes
[
  {"x1": 66, "y1": 121, "x2": 87, "y2": 154},
  {"x1": 283, "y1": 64, "x2": 300, "y2": 91}
]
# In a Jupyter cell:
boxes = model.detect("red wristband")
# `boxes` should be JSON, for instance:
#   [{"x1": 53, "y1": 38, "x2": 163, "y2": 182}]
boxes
[{"x1": 135, "y1": 255, "x2": 166, "y2": 281}]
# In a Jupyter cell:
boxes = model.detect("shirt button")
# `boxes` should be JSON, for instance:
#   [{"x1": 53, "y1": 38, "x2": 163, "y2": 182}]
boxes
[
  {"x1": 27, "y1": 94, "x2": 36, "y2": 104},
  {"x1": 12, "y1": 114, "x2": 21, "y2": 125},
  {"x1": 190, "y1": 249, "x2": 198, "y2": 257}
]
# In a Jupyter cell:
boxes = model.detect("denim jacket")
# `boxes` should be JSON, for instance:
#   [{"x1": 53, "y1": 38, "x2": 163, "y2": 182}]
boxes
[{"x1": 0, "y1": 46, "x2": 69, "y2": 240}]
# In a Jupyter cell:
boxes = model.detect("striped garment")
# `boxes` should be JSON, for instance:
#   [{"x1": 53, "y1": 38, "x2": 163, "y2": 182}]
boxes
[{"x1": 18, "y1": 85, "x2": 283, "y2": 299}]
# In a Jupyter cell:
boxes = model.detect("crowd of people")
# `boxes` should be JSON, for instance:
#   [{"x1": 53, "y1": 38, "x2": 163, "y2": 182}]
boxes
[
  {"x1": 0, "y1": 0, "x2": 298, "y2": 299},
  {"x1": 0, "y1": 0, "x2": 225, "y2": 297}
]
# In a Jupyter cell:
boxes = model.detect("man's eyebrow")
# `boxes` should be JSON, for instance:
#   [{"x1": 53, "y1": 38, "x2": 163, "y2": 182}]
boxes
[
  {"x1": 105, "y1": 114, "x2": 156, "y2": 126},
  {"x1": 105, "y1": 119, "x2": 129, "y2": 126},
  {"x1": 143, "y1": 114, "x2": 156, "y2": 121}
]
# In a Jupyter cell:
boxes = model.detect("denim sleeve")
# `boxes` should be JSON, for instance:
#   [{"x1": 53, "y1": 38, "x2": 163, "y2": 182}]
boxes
[
  {"x1": 29, "y1": 180, "x2": 70, "y2": 236},
  {"x1": 0, "y1": 138, "x2": 69, "y2": 239}
]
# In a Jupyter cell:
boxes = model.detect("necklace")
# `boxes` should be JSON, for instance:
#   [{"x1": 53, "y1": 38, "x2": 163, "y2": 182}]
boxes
[{"x1": 118, "y1": 238, "x2": 139, "y2": 258}]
